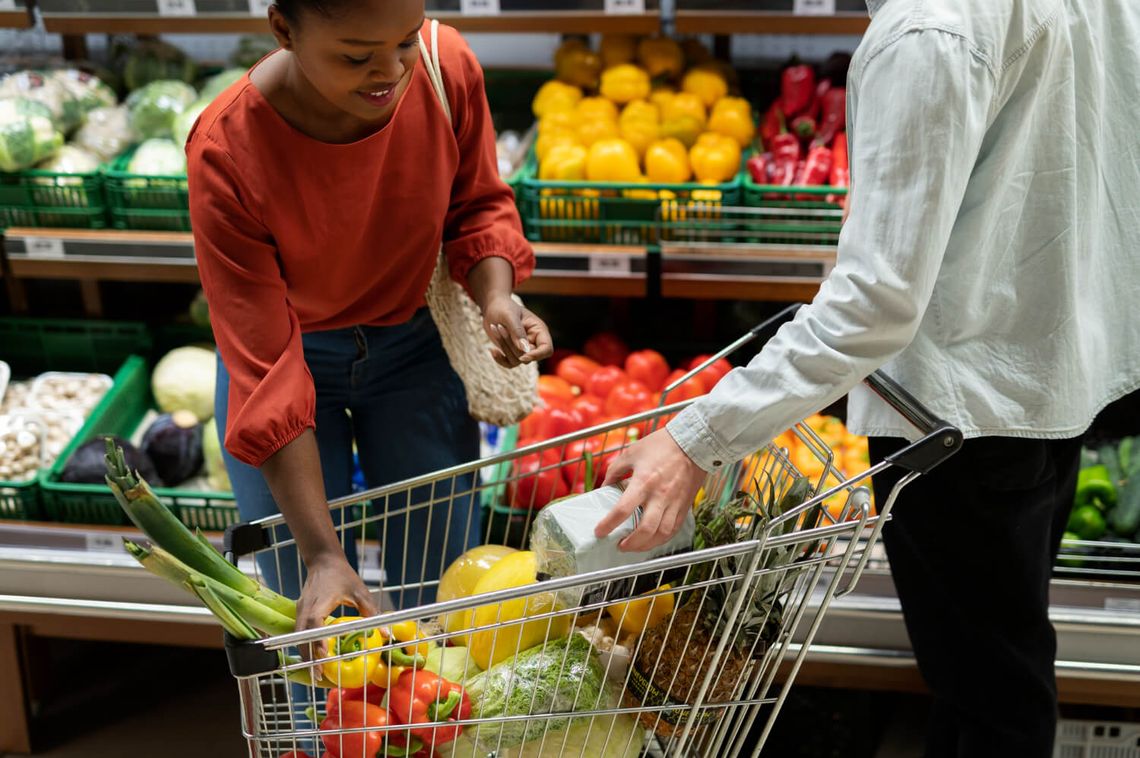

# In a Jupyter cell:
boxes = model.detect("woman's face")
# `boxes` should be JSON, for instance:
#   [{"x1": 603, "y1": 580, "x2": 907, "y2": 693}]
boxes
[{"x1": 271, "y1": 0, "x2": 426, "y2": 125}]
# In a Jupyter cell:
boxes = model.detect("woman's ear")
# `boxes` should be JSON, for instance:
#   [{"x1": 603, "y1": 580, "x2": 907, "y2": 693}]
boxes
[{"x1": 268, "y1": 5, "x2": 295, "y2": 51}]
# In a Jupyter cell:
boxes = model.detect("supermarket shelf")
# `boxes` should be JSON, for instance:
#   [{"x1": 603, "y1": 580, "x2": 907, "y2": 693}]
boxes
[
  {"x1": 675, "y1": 10, "x2": 870, "y2": 35},
  {"x1": 660, "y1": 241, "x2": 834, "y2": 302},
  {"x1": 0, "y1": 7, "x2": 30, "y2": 29},
  {"x1": 1, "y1": 228, "x2": 649, "y2": 299}
]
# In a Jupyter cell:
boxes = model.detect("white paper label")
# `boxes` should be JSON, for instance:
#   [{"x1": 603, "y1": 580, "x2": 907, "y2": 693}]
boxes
[
  {"x1": 0, "y1": 1, "x2": 19, "y2": 12},
  {"x1": 588, "y1": 254, "x2": 633, "y2": 276},
  {"x1": 1105, "y1": 597, "x2": 1140, "y2": 613},
  {"x1": 85, "y1": 532, "x2": 119, "y2": 553},
  {"x1": 605, "y1": 0, "x2": 645, "y2": 13},
  {"x1": 460, "y1": 0, "x2": 500, "y2": 15},
  {"x1": 359, "y1": 543, "x2": 381, "y2": 571},
  {"x1": 247, "y1": 0, "x2": 271, "y2": 15},
  {"x1": 157, "y1": 0, "x2": 197, "y2": 17},
  {"x1": 794, "y1": 0, "x2": 837, "y2": 15},
  {"x1": 24, "y1": 237, "x2": 64, "y2": 258}
]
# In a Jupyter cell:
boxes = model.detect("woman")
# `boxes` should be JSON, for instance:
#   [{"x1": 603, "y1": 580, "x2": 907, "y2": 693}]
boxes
[{"x1": 188, "y1": 0, "x2": 551, "y2": 637}]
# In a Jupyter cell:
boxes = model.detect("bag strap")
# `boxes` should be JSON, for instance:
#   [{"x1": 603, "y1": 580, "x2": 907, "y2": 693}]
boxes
[{"x1": 418, "y1": 19, "x2": 452, "y2": 123}]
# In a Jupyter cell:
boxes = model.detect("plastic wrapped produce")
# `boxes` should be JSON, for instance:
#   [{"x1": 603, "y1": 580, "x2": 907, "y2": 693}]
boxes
[
  {"x1": 0, "y1": 97, "x2": 64, "y2": 172},
  {"x1": 0, "y1": 71, "x2": 82, "y2": 133},
  {"x1": 48, "y1": 69, "x2": 117, "y2": 121},
  {"x1": 72, "y1": 105, "x2": 135, "y2": 161},
  {"x1": 126, "y1": 80, "x2": 197, "y2": 140}
]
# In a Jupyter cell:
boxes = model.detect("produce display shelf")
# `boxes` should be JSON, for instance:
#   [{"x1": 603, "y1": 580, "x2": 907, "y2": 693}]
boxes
[
  {"x1": 0, "y1": 167, "x2": 108, "y2": 232},
  {"x1": 2, "y1": 228, "x2": 653, "y2": 299},
  {"x1": 674, "y1": 0, "x2": 870, "y2": 35},
  {"x1": 0, "y1": 6, "x2": 30, "y2": 30}
]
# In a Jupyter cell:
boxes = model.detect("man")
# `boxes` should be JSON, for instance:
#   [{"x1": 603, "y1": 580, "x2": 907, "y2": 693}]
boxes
[{"x1": 595, "y1": 1, "x2": 1140, "y2": 755}]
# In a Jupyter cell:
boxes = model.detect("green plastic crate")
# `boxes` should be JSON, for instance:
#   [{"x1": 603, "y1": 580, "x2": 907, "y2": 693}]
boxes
[
  {"x1": 0, "y1": 167, "x2": 108, "y2": 230},
  {"x1": 740, "y1": 172, "x2": 846, "y2": 246},
  {"x1": 39, "y1": 356, "x2": 237, "y2": 530},
  {"x1": 104, "y1": 146, "x2": 190, "y2": 232},
  {"x1": 1, "y1": 319, "x2": 151, "y2": 520},
  {"x1": 518, "y1": 151, "x2": 743, "y2": 246}
]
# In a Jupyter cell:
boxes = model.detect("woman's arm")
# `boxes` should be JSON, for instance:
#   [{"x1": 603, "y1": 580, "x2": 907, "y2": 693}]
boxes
[{"x1": 467, "y1": 256, "x2": 552, "y2": 367}]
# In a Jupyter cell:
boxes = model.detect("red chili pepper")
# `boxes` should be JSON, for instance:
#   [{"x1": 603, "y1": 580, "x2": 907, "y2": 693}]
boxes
[
  {"x1": 387, "y1": 670, "x2": 472, "y2": 749},
  {"x1": 759, "y1": 102, "x2": 785, "y2": 148},
  {"x1": 779, "y1": 63, "x2": 816, "y2": 118},
  {"x1": 813, "y1": 86, "x2": 847, "y2": 149},
  {"x1": 794, "y1": 145, "x2": 834, "y2": 200},
  {"x1": 746, "y1": 153, "x2": 771, "y2": 184},
  {"x1": 807, "y1": 79, "x2": 830, "y2": 122},
  {"x1": 768, "y1": 133, "x2": 801, "y2": 164},
  {"x1": 827, "y1": 131, "x2": 849, "y2": 205}
]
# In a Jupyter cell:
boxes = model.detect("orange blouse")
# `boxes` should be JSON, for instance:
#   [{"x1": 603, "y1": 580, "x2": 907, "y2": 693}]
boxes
[{"x1": 188, "y1": 24, "x2": 532, "y2": 467}]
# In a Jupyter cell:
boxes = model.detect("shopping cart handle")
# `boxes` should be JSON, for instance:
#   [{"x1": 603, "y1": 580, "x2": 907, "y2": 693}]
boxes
[{"x1": 863, "y1": 369, "x2": 963, "y2": 473}]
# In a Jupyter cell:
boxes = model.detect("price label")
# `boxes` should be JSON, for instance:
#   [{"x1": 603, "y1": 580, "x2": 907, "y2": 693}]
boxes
[
  {"x1": 605, "y1": 0, "x2": 645, "y2": 14},
  {"x1": 157, "y1": 0, "x2": 197, "y2": 17},
  {"x1": 793, "y1": 0, "x2": 836, "y2": 15},
  {"x1": 588, "y1": 254, "x2": 633, "y2": 276},
  {"x1": 0, "y1": 0, "x2": 18, "y2": 11},
  {"x1": 247, "y1": 0, "x2": 271, "y2": 15},
  {"x1": 359, "y1": 543, "x2": 381, "y2": 571},
  {"x1": 460, "y1": 0, "x2": 500, "y2": 15},
  {"x1": 85, "y1": 532, "x2": 119, "y2": 553},
  {"x1": 1105, "y1": 597, "x2": 1140, "y2": 613},
  {"x1": 24, "y1": 237, "x2": 64, "y2": 258}
]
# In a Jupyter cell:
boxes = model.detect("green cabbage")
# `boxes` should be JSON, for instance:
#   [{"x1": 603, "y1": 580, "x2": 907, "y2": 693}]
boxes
[
  {"x1": 73, "y1": 105, "x2": 134, "y2": 162},
  {"x1": 126, "y1": 80, "x2": 197, "y2": 140},
  {"x1": 33, "y1": 145, "x2": 102, "y2": 194},
  {"x1": 152, "y1": 346, "x2": 216, "y2": 422},
  {"x1": 123, "y1": 39, "x2": 197, "y2": 92},
  {"x1": 49, "y1": 69, "x2": 117, "y2": 122},
  {"x1": 464, "y1": 635, "x2": 610, "y2": 752},
  {"x1": 0, "y1": 71, "x2": 82, "y2": 134},
  {"x1": 0, "y1": 97, "x2": 64, "y2": 172},
  {"x1": 424, "y1": 645, "x2": 481, "y2": 684},
  {"x1": 198, "y1": 68, "x2": 246, "y2": 102},
  {"x1": 127, "y1": 138, "x2": 186, "y2": 176},
  {"x1": 173, "y1": 100, "x2": 208, "y2": 147}
]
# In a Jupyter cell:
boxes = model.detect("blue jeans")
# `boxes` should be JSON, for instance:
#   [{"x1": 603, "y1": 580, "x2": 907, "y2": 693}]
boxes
[{"x1": 215, "y1": 308, "x2": 482, "y2": 610}]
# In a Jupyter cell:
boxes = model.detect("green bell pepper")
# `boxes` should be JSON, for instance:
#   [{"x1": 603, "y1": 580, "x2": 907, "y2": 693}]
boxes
[{"x1": 1075, "y1": 464, "x2": 1117, "y2": 511}]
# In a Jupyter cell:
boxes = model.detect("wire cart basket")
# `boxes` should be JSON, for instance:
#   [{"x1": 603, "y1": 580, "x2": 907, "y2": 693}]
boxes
[{"x1": 222, "y1": 308, "x2": 964, "y2": 758}]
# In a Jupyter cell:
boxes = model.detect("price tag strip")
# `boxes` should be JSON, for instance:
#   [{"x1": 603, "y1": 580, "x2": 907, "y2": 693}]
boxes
[
  {"x1": 248, "y1": 0, "x2": 271, "y2": 15},
  {"x1": 605, "y1": 0, "x2": 645, "y2": 14},
  {"x1": 793, "y1": 0, "x2": 837, "y2": 16},
  {"x1": 0, "y1": 0, "x2": 19, "y2": 12},
  {"x1": 532, "y1": 247, "x2": 645, "y2": 278},
  {"x1": 24, "y1": 237, "x2": 65, "y2": 259},
  {"x1": 460, "y1": 0, "x2": 500, "y2": 15},
  {"x1": 157, "y1": 0, "x2": 197, "y2": 17}
]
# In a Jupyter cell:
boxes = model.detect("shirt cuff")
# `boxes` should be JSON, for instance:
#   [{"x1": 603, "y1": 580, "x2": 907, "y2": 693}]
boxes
[{"x1": 667, "y1": 405, "x2": 738, "y2": 473}]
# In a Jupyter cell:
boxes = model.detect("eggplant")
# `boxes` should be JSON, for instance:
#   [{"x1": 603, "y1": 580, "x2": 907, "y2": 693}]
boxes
[
  {"x1": 62, "y1": 435, "x2": 160, "y2": 485},
  {"x1": 140, "y1": 410, "x2": 204, "y2": 487}
]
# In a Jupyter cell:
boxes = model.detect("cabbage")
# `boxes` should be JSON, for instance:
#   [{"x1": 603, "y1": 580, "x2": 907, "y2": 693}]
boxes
[
  {"x1": 49, "y1": 69, "x2": 117, "y2": 122},
  {"x1": 123, "y1": 39, "x2": 197, "y2": 92},
  {"x1": 198, "y1": 68, "x2": 245, "y2": 102},
  {"x1": 72, "y1": 105, "x2": 135, "y2": 162},
  {"x1": 231, "y1": 35, "x2": 279, "y2": 69},
  {"x1": 127, "y1": 138, "x2": 186, "y2": 177},
  {"x1": 452, "y1": 712, "x2": 645, "y2": 758},
  {"x1": 0, "y1": 97, "x2": 64, "y2": 172},
  {"x1": 126, "y1": 80, "x2": 197, "y2": 140},
  {"x1": 202, "y1": 417, "x2": 231, "y2": 492},
  {"x1": 0, "y1": 71, "x2": 82, "y2": 133},
  {"x1": 423, "y1": 645, "x2": 481, "y2": 684},
  {"x1": 151, "y1": 346, "x2": 216, "y2": 422},
  {"x1": 141, "y1": 410, "x2": 204, "y2": 487},
  {"x1": 37, "y1": 145, "x2": 101, "y2": 174},
  {"x1": 173, "y1": 100, "x2": 208, "y2": 147}
]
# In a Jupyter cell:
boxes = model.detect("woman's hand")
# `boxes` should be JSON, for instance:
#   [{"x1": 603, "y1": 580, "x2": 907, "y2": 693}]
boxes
[
  {"x1": 296, "y1": 552, "x2": 378, "y2": 660},
  {"x1": 482, "y1": 293, "x2": 553, "y2": 368}
]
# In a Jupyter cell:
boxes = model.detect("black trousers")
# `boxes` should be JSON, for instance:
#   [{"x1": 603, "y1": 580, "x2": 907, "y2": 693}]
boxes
[{"x1": 869, "y1": 435, "x2": 1083, "y2": 758}]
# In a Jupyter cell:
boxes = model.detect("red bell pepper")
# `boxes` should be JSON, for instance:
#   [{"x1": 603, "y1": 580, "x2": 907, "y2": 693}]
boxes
[
  {"x1": 587, "y1": 365, "x2": 627, "y2": 399},
  {"x1": 507, "y1": 453, "x2": 570, "y2": 509},
  {"x1": 661, "y1": 369, "x2": 707, "y2": 402},
  {"x1": 604, "y1": 379, "x2": 653, "y2": 417},
  {"x1": 813, "y1": 86, "x2": 847, "y2": 149},
  {"x1": 537, "y1": 375, "x2": 577, "y2": 407},
  {"x1": 582, "y1": 332, "x2": 630, "y2": 367},
  {"x1": 320, "y1": 700, "x2": 390, "y2": 758},
  {"x1": 828, "y1": 131, "x2": 849, "y2": 205},
  {"x1": 569, "y1": 393, "x2": 604, "y2": 425},
  {"x1": 541, "y1": 406, "x2": 586, "y2": 438},
  {"x1": 624, "y1": 350, "x2": 670, "y2": 393},
  {"x1": 388, "y1": 669, "x2": 472, "y2": 749},
  {"x1": 769, "y1": 133, "x2": 801, "y2": 164},
  {"x1": 794, "y1": 145, "x2": 834, "y2": 200},
  {"x1": 779, "y1": 63, "x2": 816, "y2": 118},
  {"x1": 555, "y1": 355, "x2": 600, "y2": 390},
  {"x1": 688, "y1": 355, "x2": 733, "y2": 388},
  {"x1": 791, "y1": 115, "x2": 816, "y2": 142}
]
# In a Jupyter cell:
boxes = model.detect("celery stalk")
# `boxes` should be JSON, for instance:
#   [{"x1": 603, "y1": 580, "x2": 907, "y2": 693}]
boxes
[{"x1": 104, "y1": 438, "x2": 297, "y2": 620}]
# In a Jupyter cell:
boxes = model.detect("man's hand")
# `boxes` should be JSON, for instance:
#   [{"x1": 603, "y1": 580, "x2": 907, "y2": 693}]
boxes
[
  {"x1": 482, "y1": 293, "x2": 553, "y2": 368},
  {"x1": 296, "y1": 552, "x2": 378, "y2": 660},
  {"x1": 594, "y1": 429, "x2": 707, "y2": 552}
]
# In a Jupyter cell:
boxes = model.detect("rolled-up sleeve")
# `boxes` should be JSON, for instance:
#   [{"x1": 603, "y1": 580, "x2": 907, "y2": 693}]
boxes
[
  {"x1": 188, "y1": 134, "x2": 315, "y2": 467},
  {"x1": 441, "y1": 36, "x2": 534, "y2": 288},
  {"x1": 669, "y1": 29, "x2": 996, "y2": 471}
]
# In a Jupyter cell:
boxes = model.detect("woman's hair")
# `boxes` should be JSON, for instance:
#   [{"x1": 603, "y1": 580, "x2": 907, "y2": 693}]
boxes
[{"x1": 274, "y1": 0, "x2": 352, "y2": 25}]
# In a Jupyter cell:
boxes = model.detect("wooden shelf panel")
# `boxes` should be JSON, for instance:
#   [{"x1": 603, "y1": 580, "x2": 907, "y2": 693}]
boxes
[
  {"x1": 675, "y1": 11, "x2": 870, "y2": 35},
  {"x1": 0, "y1": 8, "x2": 30, "y2": 29}
]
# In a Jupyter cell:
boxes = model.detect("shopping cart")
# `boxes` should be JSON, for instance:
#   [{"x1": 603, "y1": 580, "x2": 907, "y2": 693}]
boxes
[{"x1": 222, "y1": 307, "x2": 963, "y2": 758}]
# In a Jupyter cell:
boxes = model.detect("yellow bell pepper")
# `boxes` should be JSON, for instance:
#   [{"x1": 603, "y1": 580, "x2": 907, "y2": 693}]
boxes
[
  {"x1": 650, "y1": 86, "x2": 676, "y2": 112},
  {"x1": 321, "y1": 616, "x2": 383, "y2": 689},
  {"x1": 532, "y1": 80, "x2": 582, "y2": 119},
  {"x1": 661, "y1": 92, "x2": 707, "y2": 129},
  {"x1": 689, "y1": 132, "x2": 741, "y2": 183},
  {"x1": 620, "y1": 99, "x2": 659, "y2": 125},
  {"x1": 600, "y1": 34, "x2": 638, "y2": 68},
  {"x1": 599, "y1": 64, "x2": 651, "y2": 105},
  {"x1": 637, "y1": 37, "x2": 684, "y2": 79},
  {"x1": 586, "y1": 138, "x2": 641, "y2": 182},
  {"x1": 389, "y1": 620, "x2": 433, "y2": 659},
  {"x1": 556, "y1": 47, "x2": 603, "y2": 91},
  {"x1": 708, "y1": 97, "x2": 756, "y2": 148},
  {"x1": 576, "y1": 117, "x2": 620, "y2": 148},
  {"x1": 606, "y1": 585, "x2": 677, "y2": 637},
  {"x1": 538, "y1": 110, "x2": 577, "y2": 135},
  {"x1": 645, "y1": 137, "x2": 692, "y2": 183},
  {"x1": 539, "y1": 143, "x2": 587, "y2": 181},
  {"x1": 681, "y1": 68, "x2": 729, "y2": 108},
  {"x1": 535, "y1": 130, "x2": 579, "y2": 164},
  {"x1": 575, "y1": 96, "x2": 620, "y2": 124},
  {"x1": 618, "y1": 102, "x2": 660, "y2": 159}
]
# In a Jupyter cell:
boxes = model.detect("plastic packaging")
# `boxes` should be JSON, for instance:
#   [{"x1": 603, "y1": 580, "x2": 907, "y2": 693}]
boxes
[
  {"x1": 29, "y1": 371, "x2": 112, "y2": 414},
  {"x1": 530, "y1": 484, "x2": 695, "y2": 608}
]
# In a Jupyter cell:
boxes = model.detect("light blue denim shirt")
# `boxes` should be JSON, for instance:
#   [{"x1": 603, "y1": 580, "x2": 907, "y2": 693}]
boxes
[{"x1": 670, "y1": 0, "x2": 1140, "y2": 470}]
